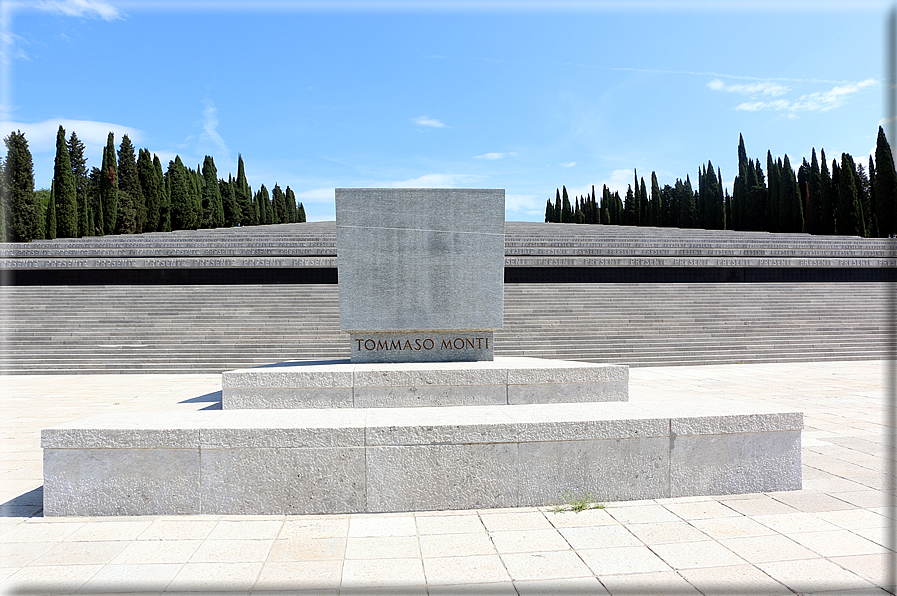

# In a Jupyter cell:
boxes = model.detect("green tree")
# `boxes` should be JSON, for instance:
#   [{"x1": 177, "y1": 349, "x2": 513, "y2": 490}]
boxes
[
  {"x1": 855, "y1": 161, "x2": 872, "y2": 237},
  {"x1": 272, "y1": 184, "x2": 287, "y2": 224},
  {"x1": 155, "y1": 155, "x2": 170, "y2": 232},
  {"x1": 837, "y1": 153, "x2": 862, "y2": 236},
  {"x1": 297, "y1": 202, "x2": 306, "y2": 223},
  {"x1": 766, "y1": 152, "x2": 780, "y2": 232},
  {"x1": 285, "y1": 186, "x2": 298, "y2": 223},
  {"x1": 782, "y1": 155, "x2": 803, "y2": 233},
  {"x1": 679, "y1": 176, "x2": 696, "y2": 228},
  {"x1": 200, "y1": 156, "x2": 224, "y2": 228},
  {"x1": 116, "y1": 135, "x2": 144, "y2": 233},
  {"x1": 221, "y1": 175, "x2": 240, "y2": 227},
  {"x1": 168, "y1": 157, "x2": 192, "y2": 231},
  {"x1": 137, "y1": 149, "x2": 161, "y2": 232},
  {"x1": 99, "y1": 133, "x2": 118, "y2": 234},
  {"x1": 235, "y1": 154, "x2": 255, "y2": 225},
  {"x1": 561, "y1": 186, "x2": 571, "y2": 223},
  {"x1": 256, "y1": 185, "x2": 272, "y2": 225},
  {"x1": 45, "y1": 181, "x2": 56, "y2": 240},
  {"x1": 649, "y1": 172, "x2": 661, "y2": 227},
  {"x1": 819, "y1": 150, "x2": 835, "y2": 235},
  {"x1": 87, "y1": 167, "x2": 104, "y2": 236},
  {"x1": 67, "y1": 131, "x2": 89, "y2": 236},
  {"x1": 2, "y1": 131, "x2": 41, "y2": 241},
  {"x1": 52, "y1": 126, "x2": 78, "y2": 238},
  {"x1": 808, "y1": 149, "x2": 823, "y2": 234},
  {"x1": 874, "y1": 126, "x2": 896, "y2": 236}
]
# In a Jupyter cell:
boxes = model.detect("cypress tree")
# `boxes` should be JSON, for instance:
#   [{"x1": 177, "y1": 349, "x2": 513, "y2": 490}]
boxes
[
  {"x1": 874, "y1": 126, "x2": 896, "y2": 236},
  {"x1": 155, "y1": 155, "x2": 170, "y2": 232},
  {"x1": 52, "y1": 126, "x2": 78, "y2": 238},
  {"x1": 272, "y1": 184, "x2": 287, "y2": 224},
  {"x1": 116, "y1": 135, "x2": 143, "y2": 233},
  {"x1": 732, "y1": 134, "x2": 749, "y2": 231},
  {"x1": 115, "y1": 190, "x2": 137, "y2": 235},
  {"x1": 766, "y1": 152, "x2": 780, "y2": 232},
  {"x1": 168, "y1": 157, "x2": 191, "y2": 231},
  {"x1": 837, "y1": 153, "x2": 862, "y2": 236},
  {"x1": 297, "y1": 202, "x2": 306, "y2": 223},
  {"x1": 553, "y1": 189, "x2": 561, "y2": 222},
  {"x1": 137, "y1": 149, "x2": 160, "y2": 232},
  {"x1": 782, "y1": 155, "x2": 803, "y2": 233},
  {"x1": 679, "y1": 176, "x2": 696, "y2": 228},
  {"x1": 200, "y1": 156, "x2": 224, "y2": 228},
  {"x1": 868, "y1": 156, "x2": 878, "y2": 237},
  {"x1": 99, "y1": 133, "x2": 118, "y2": 234},
  {"x1": 286, "y1": 186, "x2": 298, "y2": 223},
  {"x1": 639, "y1": 177, "x2": 648, "y2": 226},
  {"x1": 87, "y1": 167, "x2": 103, "y2": 236},
  {"x1": 855, "y1": 162, "x2": 872, "y2": 237},
  {"x1": 235, "y1": 155, "x2": 255, "y2": 226},
  {"x1": 819, "y1": 150, "x2": 835, "y2": 235},
  {"x1": 696, "y1": 166, "x2": 706, "y2": 229},
  {"x1": 545, "y1": 199, "x2": 553, "y2": 222},
  {"x1": 67, "y1": 131, "x2": 89, "y2": 237},
  {"x1": 561, "y1": 186, "x2": 571, "y2": 223},
  {"x1": 221, "y1": 175, "x2": 241, "y2": 227},
  {"x1": 45, "y1": 181, "x2": 56, "y2": 240},
  {"x1": 3, "y1": 131, "x2": 40, "y2": 242},
  {"x1": 808, "y1": 149, "x2": 823, "y2": 234},
  {"x1": 650, "y1": 172, "x2": 660, "y2": 227}
]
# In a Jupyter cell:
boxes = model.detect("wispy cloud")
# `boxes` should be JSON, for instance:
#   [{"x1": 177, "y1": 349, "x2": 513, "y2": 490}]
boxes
[
  {"x1": 388, "y1": 173, "x2": 475, "y2": 187},
  {"x1": 559, "y1": 161, "x2": 576, "y2": 168},
  {"x1": 475, "y1": 151, "x2": 517, "y2": 160},
  {"x1": 0, "y1": 118, "x2": 141, "y2": 154},
  {"x1": 293, "y1": 187, "x2": 335, "y2": 204},
  {"x1": 198, "y1": 99, "x2": 229, "y2": 157},
  {"x1": 735, "y1": 78, "x2": 876, "y2": 113},
  {"x1": 505, "y1": 193, "x2": 542, "y2": 219},
  {"x1": 707, "y1": 78, "x2": 788, "y2": 96},
  {"x1": 412, "y1": 115, "x2": 445, "y2": 128},
  {"x1": 34, "y1": 0, "x2": 124, "y2": 20}
]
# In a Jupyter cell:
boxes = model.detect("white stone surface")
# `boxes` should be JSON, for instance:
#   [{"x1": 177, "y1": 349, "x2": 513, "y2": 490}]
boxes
[
  {"x1": 221, "y1": 357, "x2": 629, "y2": 409},
  {"x1": 42, "y1": 397, "x2": 802, "y2": 515}
]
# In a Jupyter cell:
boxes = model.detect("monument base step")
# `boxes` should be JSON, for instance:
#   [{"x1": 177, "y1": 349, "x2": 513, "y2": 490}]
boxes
[
  {"x1": 222, "y1": 356, "x2": 628, "y2": 409},
  {"x1": 41, "y1": 400, "x2": 802, "y2": 516}
]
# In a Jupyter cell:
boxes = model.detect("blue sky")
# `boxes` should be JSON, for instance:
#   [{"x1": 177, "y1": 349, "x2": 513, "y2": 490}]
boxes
[{"x1": 1, "y1": 0, "x2": 890, "y2": 222}]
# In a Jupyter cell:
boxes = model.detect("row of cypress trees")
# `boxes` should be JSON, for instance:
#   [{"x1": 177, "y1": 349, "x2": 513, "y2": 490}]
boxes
[
  {"x1": 546, "y1": 127, "x2": 897, "y2": 238},
  {"x1": 0, "y1": 127, "x2": 307, "y2": 243}
]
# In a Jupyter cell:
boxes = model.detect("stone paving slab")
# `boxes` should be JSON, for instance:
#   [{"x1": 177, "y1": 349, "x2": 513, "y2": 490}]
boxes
[{"x1": 0, "y1": 361, "x2": 894, "y2": 594}]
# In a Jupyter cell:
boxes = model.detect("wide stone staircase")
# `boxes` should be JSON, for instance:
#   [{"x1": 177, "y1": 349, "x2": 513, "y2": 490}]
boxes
[{"x1": 1, "y1": 281, "x2": 890, "y2": 373}]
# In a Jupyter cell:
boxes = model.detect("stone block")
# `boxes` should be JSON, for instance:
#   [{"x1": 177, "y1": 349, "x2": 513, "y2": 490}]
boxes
[
  {"x1": 335, "y1": 188, "x2": 504, "y2": 334},
  {"x1": 670, "y1": 430, "x2": 802, "y2": 497},
  {"x1": 365, "y1": 443, "x2": 518, "y2": 512},
  {"x1": 200, "y1": 447, "x2": 366, "y2": 515},
  {"x1": 517, "y1": 437, "x2": 669, "y2": 504},
  {"x1": 43, "y1": 447, "x2": 201, "y2": 516}
]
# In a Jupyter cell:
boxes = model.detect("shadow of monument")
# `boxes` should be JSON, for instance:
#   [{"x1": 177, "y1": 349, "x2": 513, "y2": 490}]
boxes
[
  {"x1": 179, "y1": 390, "x2": 222, "y2": 410},
  {"x1": 0, "y1": 486, "x2": 42, "y2": 517}
]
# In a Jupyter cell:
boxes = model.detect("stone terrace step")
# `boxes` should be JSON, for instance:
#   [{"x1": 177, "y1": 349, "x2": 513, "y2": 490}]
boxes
[{"x1": 1, "y1": 282, "x2": 889, "y2": 373}]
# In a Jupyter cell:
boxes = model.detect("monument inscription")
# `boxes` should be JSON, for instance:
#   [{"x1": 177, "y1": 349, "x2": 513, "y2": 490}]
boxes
[{"x1": 336, "y1": 188, "x2": 505, "y2": 363}]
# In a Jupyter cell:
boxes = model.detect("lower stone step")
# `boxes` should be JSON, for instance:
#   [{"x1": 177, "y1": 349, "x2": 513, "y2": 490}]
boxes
[{"x1": 41, "y1": 398, "x2": 802, "y2": 515}]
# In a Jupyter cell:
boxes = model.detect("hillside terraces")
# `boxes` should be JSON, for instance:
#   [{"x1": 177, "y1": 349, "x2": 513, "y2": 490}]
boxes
[{"x1": 0, "y1": 281, "x2": 890, "y2": 373}]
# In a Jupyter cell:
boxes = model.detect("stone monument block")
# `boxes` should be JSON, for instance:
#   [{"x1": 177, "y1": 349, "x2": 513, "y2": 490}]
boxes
[{"x1": 336, "y1": 188, "x2": 505, "y2": 363}]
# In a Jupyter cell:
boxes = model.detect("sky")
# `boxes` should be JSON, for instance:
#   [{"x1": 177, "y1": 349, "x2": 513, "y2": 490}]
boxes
[{"x1": 0, "y1": 0, "x2": 891, "y2": 222}]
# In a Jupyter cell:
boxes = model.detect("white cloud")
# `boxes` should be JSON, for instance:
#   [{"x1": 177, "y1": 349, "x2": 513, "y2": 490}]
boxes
[
  {"x1": 35, "y1": 0, "x2": 124, "y2": 20},
  {"x1": 388, "y1": 173, "x2": 474, "y2": 187},
  {"x1": 412, "y1": 115, "x2": 445, "y2": 128},
  {"x1": 475, "y1": 151, "x2": 517, "y2": 160},
  {"x1": 707, "y1": 78, "x2": 789, "y2": 96},
  {"x1": 505, "y1": 193, "x2": 544, "y2": 219},
  {"x1": 559, "y1": 161, "x2": 576, "y2": 168},
  {"x1": 198, "y1": 99, "x2": 229, "y2": 157},
  {"x1": 0, "y1": 118, "x2": 141, "y2": 154},
  {"x1": 601, "y1": 168, "x2": 634, "y2": 197},
  {"x1": 734, "y1": 78, "x2": 876, "y2": 114},
  {"x1": 293, "y1": 187, "x2": 335, "y2": 204}
]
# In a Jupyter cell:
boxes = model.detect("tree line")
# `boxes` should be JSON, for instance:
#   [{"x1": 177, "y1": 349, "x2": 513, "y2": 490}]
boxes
[
  {"x1": 0, "y1": 126, "x2": 307, "y2": 242},
  {"x1": 545, "y1": 127, "x2": 897, "y2": 238}
]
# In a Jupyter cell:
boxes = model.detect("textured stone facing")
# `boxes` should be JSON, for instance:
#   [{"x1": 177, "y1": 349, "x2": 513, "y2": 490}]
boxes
[
  {"x1": 335, "y1": 188, "x2": 505, "y2": 335},
  {"x1": 42, "y1": 400, "x2": 802, "y2": 515},
  {"x1": 221, "y1": 357, "x2": 629, "y2": 409}
]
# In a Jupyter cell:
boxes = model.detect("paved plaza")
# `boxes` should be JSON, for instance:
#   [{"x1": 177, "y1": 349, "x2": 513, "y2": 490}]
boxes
[{"x1": 0, "y1": 360, "x2": 894, "y2": 595}]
